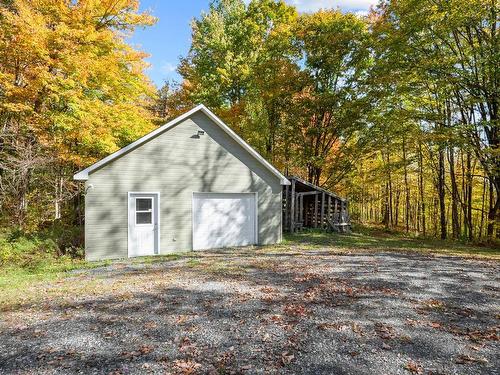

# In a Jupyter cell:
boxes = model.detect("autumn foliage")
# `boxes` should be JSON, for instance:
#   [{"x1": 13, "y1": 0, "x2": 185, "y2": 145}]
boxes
[{"x1": 0, "y1": 0, "x2": 156, "y2": 229}]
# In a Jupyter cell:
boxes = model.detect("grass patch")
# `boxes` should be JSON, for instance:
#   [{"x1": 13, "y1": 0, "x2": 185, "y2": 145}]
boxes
[
  {"x1": 0, "y1": 227, "x2": 108, "y2": 307},
  {"x1": 207, "y1": 260, "x2": 247, "y2": 276},
  {"x1": 186, "y1": 258, "x2": 202, "y2": 267},
  {"x1": 129, "y1": 253, "x2": 183, "y2": 264},
  {"x1": 282, "y1": 225, "x2": 500, "y2": 259},
  {"x1": 1, "y1": 223, "x2": 497, "y2": 309}
]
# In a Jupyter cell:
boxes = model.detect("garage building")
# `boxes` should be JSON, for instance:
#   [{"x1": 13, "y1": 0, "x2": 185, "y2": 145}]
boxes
[{"x1": 74, "y1": 105, "x2": 290, "y2": 260}]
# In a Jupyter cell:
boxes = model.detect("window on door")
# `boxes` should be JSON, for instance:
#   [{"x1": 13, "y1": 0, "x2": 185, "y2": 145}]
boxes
[{"x1": 135, "y1": 197, "x2": 153, "y2": 225}]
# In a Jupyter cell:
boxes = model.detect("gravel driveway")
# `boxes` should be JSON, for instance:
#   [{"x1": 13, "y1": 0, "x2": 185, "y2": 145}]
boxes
[{"x1": 0, "y1": 248, "x2": 499, "y2": 374}]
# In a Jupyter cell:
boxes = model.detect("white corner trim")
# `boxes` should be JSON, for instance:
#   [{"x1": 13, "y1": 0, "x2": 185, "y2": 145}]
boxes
[{"x1": 73, "y1": 104, "x2": 290, "y2": 185}]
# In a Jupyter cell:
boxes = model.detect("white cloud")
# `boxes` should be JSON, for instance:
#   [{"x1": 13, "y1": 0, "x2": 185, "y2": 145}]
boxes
[
  {"x1": 161, "y1": 62, "x2": 177, "y2": 74},
  {"x1": 286, "y1": 0, "x2": 377, "y2": 13}
]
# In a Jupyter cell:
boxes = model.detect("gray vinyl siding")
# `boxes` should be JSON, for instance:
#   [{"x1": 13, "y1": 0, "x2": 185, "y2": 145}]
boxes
[{"x1": 84, "y1": 111, "x2": 282, "y2": 261}]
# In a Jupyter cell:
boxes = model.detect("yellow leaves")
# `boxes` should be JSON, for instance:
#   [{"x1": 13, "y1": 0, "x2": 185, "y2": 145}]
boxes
[{"x1": 1, "y1": 0, "x2": 156, "y2": 168}]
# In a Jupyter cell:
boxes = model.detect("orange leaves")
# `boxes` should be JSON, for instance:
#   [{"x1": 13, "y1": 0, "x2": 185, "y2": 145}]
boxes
[
  {"x1": 375, "y1": 322, "x2": 396, "y2": 340},
  {"x1": 455, "y1": 354, "x2": 488, "y2": 365},
  {"x1": 0, "y1": 0, "x2": 157, "y2": 168},
  {"x1": 283, "y1": 303, "x2": 310, "y2": 317},
  {"x1": 420, "y1": 299, "x2": 445, "y2": 310},
  {"x1": 120, "y1": 344, "x2": 154, "y2": 360},
  {"x1": 173, "y1": 359, "x2": 202, "y2": 375},
  {"x1": 404, "y1": 360, "x2": 423, "y2": 374}
]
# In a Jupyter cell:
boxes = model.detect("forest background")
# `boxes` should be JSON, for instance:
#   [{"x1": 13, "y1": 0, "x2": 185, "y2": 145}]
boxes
[{"x1": 0, "y1": 0, "x2": 498, "y2": 263}]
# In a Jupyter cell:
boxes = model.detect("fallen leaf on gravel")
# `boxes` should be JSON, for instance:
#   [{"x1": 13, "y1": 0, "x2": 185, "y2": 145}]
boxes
[
  {"x1": 173, "y1": 359, "x2": 202, "y2": 375},
  {"x1": 303, "y1": 286, "x2": 321, "y2": 301},
  {"x1": 318, "y1": 321, "x2": 350, "y2": 331},
  {"x1": 469, "y1": 344, "x2": 483, "y2": 351},
  {"x1": 399, "y1": 335, "x2": 412, "y2": 343},
  {"x1": 404, "y1": 360, "x2": 423, "y2": 374},
  {"x1": 420, "y1": 299, "x2": 445, "y2": 310},
  {"x1": 352, "y1": 322, "x2": 363, "y2": 335},
  {"x1": 466, "y1": 327, "x2": 499, "y2": 342},
  {"x1": 405, "y1": 318, "x2": 422, "y2": 327},
  {"x1": 179, "y1": 337, "x2": 199, "y2": 356},
  {"x1": 293, "y1": 273, "x2": 320, "y2": 283},
  {"x1": 455, "y1": 354, "x2": 488, "y2": 364},
  {"x1": 144, "y1": 321, "x2": 157, "y2": 329},
  {"x1": 429, "y1": 322, "x2": 441, "y2": 328},
  {"x1": 260, "y1": 287, "x2": 277, "y2": 294},
  {"x1": 186, "y1": 324, "x2": 200, "y2": 333},
  {"x1": 138, "y1": 345, "x2": 154, "y2": 355},
  {"x1": 382, "y1": 343, "x2": 391, "y2": 350},
  {"x1": 281, "y1": 352, "x2": 294, "y2": 365},
  {"x1": 283, "y1": 303, "x2": 310, "y2": 317},
  {"x1": 375, "y1": 322, "x2": 395, "y2": 340}
]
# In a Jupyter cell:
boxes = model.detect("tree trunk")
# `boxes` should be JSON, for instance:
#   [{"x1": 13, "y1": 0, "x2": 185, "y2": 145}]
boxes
[
  {"x1": 466, "y1": 152, "x2": 473, "y2": 241},
  {"x1": 418, "y1": 141, "x2": 426, "y2": 236},
  {"x1": 402, "y1": 136, "x2": 410, "y2": 232},
  {"x1": 487, "y1": 180, "x2": 499, "y2": 240},
  {"x1": 448, "y1": 148, "x2": 460, "y2": 239},
  {"x1": 438, "y1": 147, "x2": 447, "y2": 240},
  {"x1": 479, "y1": 176, "x2": 487, "y2": 238}
]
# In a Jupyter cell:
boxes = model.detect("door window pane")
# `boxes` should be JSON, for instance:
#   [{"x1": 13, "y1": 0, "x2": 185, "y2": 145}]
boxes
[
  {"x1": 136, "y1": 198, "x2": 152, "y2": 211},
  {"x1": 136, "y1": 212, "x2": 152, "y2": 224}
]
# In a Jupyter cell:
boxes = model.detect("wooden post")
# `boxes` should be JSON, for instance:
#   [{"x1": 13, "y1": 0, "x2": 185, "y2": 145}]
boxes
[
  {"x1": 334, "y1": 199, "x2": 338, "y2": 223},
  {"x1": 320, "y1": 192, "x2": 325, "y2": 229},
  {"x1": 299, "y1": 195, "x2": 303, "y2": 224},
  {"x1": 314, "y1": 193, "x2": 319, "y2": 228},
  {"x1": 285, "y1": 184, "x2": 289, "y2": 230},
  {"x1": 327, "y1": 195, "x2": 331, "y2": 226},
  {"x1": 345, "y1": 200, "x2": 349, "y2": 224},
  {"x1": 295, "y1": 194, "x2": 299, "y2": 224},
  {"x1": 290, "y1": 179, "x2": 295, "y2": 232}
]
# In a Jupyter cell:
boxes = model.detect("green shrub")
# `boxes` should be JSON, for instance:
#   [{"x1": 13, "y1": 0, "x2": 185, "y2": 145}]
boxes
[{"x1": 0, "y1": 225, "x2": 84, "y2": 271}]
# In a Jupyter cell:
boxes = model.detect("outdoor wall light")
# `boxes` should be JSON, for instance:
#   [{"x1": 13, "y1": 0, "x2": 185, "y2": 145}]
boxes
[{"x1": 85, "y1": 184, "x2": 94, "y2": 194}]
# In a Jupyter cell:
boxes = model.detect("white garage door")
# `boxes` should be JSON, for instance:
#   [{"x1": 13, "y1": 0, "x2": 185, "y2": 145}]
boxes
[{"x1": 192, "y1": 193, "x2": 257, "y2": 250}]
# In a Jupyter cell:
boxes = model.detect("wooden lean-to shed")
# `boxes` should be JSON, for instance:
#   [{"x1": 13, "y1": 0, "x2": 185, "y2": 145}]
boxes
[
  {"x1": 74, "y1": 105, "x2": 290, "y2": 261},
  {"x1": 283, "y1": 176, "x2": 350, "y2": 233}
]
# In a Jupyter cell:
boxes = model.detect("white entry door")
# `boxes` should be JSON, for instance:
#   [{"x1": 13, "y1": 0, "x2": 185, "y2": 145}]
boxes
[
  {"x1": 128, "y1": 193, "x2": 159, "y2": 257},
  {"x1": 192, "y1": 193, "x2": 257, "y2": 250}
]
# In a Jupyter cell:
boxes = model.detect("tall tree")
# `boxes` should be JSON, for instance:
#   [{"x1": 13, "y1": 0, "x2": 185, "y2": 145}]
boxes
[
  {"x1": 0, "y1": 0, "x2": 156, "y2": 229},
  {"x1": 291, "y1": 10, "x2": 372, "y2": 185}
]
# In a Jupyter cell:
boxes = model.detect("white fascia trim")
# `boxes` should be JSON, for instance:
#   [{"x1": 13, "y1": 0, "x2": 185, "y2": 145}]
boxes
[{"x1": 73, "y1": 104, "x2": 290, "y2": 185}]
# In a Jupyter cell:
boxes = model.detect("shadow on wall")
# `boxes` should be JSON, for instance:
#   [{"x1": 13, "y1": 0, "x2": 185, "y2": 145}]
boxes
[{"x1": 89, "y1": 112, "x2": 282, "y2": 256}]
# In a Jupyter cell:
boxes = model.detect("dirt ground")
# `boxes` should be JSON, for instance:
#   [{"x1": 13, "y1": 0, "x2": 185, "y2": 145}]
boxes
[{"x1": 0, "y1": 247, "x2": 499, "y2": 374}]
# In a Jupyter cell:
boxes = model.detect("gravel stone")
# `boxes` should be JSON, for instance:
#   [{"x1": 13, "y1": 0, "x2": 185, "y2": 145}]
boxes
[{"x1": 0, "y1": 249, "x2": 498, "y2": 374}]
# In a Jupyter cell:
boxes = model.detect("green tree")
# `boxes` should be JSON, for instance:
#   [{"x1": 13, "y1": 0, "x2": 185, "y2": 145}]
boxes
[{"x1": 290, "y1": 10, "x2": 372, "y2": 185}]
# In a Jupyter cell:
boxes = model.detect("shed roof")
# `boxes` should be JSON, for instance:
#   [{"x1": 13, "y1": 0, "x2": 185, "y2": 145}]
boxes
[
  {"x1": 288, "y1": 176, "x2": 346, "y2": 202},
  {"x1": 73, "y1": 104, "x2": 290, "y2": 185}
]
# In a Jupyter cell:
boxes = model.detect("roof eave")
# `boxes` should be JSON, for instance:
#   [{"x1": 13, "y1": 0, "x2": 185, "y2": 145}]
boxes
[
  {"x1": 281, "y1": 178, "x2": 291, "y2": 185},
  {"x1": 72, "y1": 104, "x2": 290, "y2": 185},
  {"x1": 73, "y1": 171, "x2": 88, "y2": 181}
]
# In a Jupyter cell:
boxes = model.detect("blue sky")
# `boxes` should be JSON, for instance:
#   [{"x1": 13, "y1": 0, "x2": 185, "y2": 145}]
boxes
[{"x1": 130, "y1": 1, "x2": 377, "y2": 87}]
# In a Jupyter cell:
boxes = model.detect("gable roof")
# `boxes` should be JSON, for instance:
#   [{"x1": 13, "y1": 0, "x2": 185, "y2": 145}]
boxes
[{"x1": 73, "y1": 104, "x2": 290, "y2": 185}]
